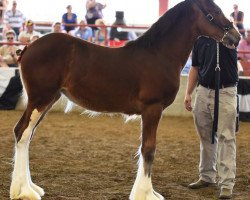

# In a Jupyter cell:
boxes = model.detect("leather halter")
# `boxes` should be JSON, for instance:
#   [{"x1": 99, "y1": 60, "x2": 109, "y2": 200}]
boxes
[{"x1": 191, "y1": 0, "x2": 233, "y2": 43}]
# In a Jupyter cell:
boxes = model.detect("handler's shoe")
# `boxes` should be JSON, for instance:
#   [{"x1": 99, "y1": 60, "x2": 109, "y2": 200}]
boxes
[
  {"x1": 219, "y1": 188, "x2": 233, "y2": 199},
  {"x1": 188, "y1": 179, "x2": 215, "y2": 189}
]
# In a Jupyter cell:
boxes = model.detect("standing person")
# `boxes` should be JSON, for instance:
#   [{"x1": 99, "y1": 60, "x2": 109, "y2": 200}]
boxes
[
  {"x1": 184, "y1": 36, "x2": 238, "y2": 199},
  {"x1": 85, "y1": 0, "x2": 106, "y2": 33},
  {"x1": 62, "y1": 5, "x2": 77, "y2": 33},
  {"x1": 4, "y1": 0, "x2": 26, "y2": 37},
  {"x1": 230, "y1": 4, "x2": 245, "y2": 37}
]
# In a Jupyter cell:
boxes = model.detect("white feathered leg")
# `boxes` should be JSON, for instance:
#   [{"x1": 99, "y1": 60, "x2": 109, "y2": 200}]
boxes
[
  {"x1": 10, "y1": 109, "x2": 44, "y2": 200},
  {"x1": 130, "y1": 155, "x2": 164, "y2": 200}
]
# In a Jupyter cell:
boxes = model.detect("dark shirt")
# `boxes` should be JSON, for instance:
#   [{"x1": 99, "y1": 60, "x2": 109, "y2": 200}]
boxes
[{"x1": 192, "y1": 36, "x2": 238, "y2": 88}]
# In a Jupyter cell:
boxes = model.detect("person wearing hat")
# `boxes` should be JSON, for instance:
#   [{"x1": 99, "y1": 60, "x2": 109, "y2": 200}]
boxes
[
  {"x1": 18, "y1": 20, "x2": 42, "y2": 44},
  {"x1": 109, "y1": 11, "x2": 137, "y2": 47},
  {"x1": 62, "y1": 5, "x2": 77, "y2": 33},
  {"x1": 0, "y1": 29, "x2": 19, "y2": 67},
  {"x1": 4, "y1": 1, "x2": 26, "y2": 36}
]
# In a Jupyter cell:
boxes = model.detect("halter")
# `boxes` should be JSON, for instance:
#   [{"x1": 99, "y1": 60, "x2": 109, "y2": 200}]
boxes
[{"x1": 191, "y1": 0, "x2": 233, "y2": 43}]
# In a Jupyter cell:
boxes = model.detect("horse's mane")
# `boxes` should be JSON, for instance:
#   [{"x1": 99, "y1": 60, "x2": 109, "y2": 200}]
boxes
[{"x1": 126, "y1": 0, "x2": 191, "y2": 48}]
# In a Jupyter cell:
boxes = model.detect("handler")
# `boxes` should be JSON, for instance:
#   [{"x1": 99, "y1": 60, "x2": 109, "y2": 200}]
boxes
[{"x1": 184, "y1": 36, "x2": 238, "y2": 199}]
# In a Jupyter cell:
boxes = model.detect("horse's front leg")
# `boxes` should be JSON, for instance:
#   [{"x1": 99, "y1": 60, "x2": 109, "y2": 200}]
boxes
[
  {"x1": 10, "y1": 109, "x2": 44, "y2": 200},
  {"x1": 130, "y1": 104, "x2": 164, "y2": 200}
]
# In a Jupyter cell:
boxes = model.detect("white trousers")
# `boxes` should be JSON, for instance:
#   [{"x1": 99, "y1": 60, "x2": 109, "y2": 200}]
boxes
[{"x1": 193, "y1": 85, "x2": 237, "y2": 190}]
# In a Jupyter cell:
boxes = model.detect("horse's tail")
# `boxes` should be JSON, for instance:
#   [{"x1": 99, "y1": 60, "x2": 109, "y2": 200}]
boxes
[{"x1": 16, "y1": 45, "x2": 28, "y2": 62}]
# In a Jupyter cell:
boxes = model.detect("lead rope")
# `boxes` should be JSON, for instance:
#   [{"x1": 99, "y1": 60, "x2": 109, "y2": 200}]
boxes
[{"x1": 212, "y1": 42, "x2": 220, "y2": 144}]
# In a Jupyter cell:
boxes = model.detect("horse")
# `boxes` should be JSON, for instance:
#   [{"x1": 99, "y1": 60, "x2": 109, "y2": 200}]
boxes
[{"x1": 10, "y1": 0, "x2": 241, "y2": 199}]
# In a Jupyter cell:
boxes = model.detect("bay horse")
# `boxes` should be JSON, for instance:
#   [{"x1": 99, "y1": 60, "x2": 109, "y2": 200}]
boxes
[{"x1": 10, "y1": 0, "x2": 240, "y2": 199}]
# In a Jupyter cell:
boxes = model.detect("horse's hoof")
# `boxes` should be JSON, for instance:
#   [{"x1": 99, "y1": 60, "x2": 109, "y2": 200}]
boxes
[
  {"x1": 10, "y1": 183, "x2": 41, "y2": 200},
  {"x1": 130, "y1": 189, "x2": 165, "y2": 200},
  {"x1": 30, "y1": 182, "x2": 45, "y2": 196}
]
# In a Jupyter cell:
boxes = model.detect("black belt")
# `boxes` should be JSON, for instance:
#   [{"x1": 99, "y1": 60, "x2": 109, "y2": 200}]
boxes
[{"x1": 199, "y1": 82, "x2": 237, "y2": 90}]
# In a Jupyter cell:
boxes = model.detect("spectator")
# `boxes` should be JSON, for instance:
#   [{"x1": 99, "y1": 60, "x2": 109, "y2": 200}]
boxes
[
  {"x1": 18, "y1": 20, "x2": 42, "y2": 44},
  {"x1": 238, "y1": 29, "x2": 250, "y2": 61},
  {"x1": 51, "y1": 22, "x2": 66, "y2": 33},
  {"x1": 0, "y1": 29, "x2": 19, "y2": 68},
  {"x1": 95, "y1": 19, "x2": 108, "y2": 46},
  {"x1": 74, "y1": 20, "x2": 92, "y2": 42},
  {"x1": 30, "y1": 34, "x2": 40, "y2": 43},
  {"x1": 109, "y1": 11, "x2": 137, "y2": 47},
  {"x1": 181, "y1": 53, "x2": 192, "y2": 75},
  {"x1": 62, "y1": 5, "x2": 77, "y2": 33},
  {"x1": 0, "y1": 0, "x2": 7, "y2": 28},
  {"x1": 230, "y1": 4, "x2": 245, "y2": 37},
  {"x1": 184, "y1": 36, "x2": 238, "y2": 199},
  {"x1": 1, "y1": 23, "x2": 13, "y2": 40},
  {"x1": 4, "y1": 1, "x2": 26, "y2": 36},
  {"x1": 85, "y1": 0, "x2": 106, "y2": 33},
  {"x1": 110, "y1": 11, "x2": 127, "y2": 41}
]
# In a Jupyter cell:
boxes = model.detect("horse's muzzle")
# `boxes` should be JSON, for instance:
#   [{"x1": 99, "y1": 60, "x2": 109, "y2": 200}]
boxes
[{"x1": 221, "y1": 29, "x2": 241, "y2": 49}]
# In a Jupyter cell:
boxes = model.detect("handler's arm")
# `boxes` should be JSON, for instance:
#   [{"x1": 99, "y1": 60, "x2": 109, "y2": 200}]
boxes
[{"x1": 184, "y1": 66, "x2": 198, "y2": 111}]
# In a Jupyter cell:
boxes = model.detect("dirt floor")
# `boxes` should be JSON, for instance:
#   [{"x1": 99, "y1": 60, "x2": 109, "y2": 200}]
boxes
[{"x1": 0, "y1": 110, "x2": 249, "y2": 200}]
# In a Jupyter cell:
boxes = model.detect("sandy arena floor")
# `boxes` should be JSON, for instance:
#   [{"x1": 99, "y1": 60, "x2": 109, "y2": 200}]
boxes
[{"x1": 0, "y1": 110, "x2": 249, "y2": 200}]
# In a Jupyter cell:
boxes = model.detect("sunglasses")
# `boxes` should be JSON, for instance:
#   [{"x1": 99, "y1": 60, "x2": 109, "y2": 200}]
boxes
[{"x1": 7, "y1": 37, "x2": 14, "y2": 40}]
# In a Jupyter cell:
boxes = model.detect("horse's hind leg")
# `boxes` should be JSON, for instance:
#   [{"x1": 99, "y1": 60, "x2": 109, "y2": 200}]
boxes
[
  {"x1": 130, "y1": 104, "x2": 164, "y2": 200},
  {"x1": 10, "y1": 93, "x2": 61, "y2": 200}
]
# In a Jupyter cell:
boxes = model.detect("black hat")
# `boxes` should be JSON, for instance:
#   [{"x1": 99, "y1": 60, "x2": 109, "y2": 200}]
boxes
[
  {"x1": 114, "y1": 11, "x2": 126, "y2": 25},
  {"x1": 115, "y1": 11, "x2": 124, "y2": 19}
]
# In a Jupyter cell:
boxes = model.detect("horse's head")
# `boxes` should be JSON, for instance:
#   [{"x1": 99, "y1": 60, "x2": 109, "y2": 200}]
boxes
[{"x1": 191, "y1": 0, "x2": 241, "y2": 49}]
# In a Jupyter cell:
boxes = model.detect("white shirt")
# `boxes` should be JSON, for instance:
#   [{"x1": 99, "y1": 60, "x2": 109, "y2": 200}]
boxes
[{"x1": 4, "y1": 9, "x2": 26, "y2": 28}]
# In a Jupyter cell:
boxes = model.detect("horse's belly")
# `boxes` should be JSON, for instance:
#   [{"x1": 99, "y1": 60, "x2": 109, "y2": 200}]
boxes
[{"x1": 62, "y1": 87, "x2": 140, "y2": 114}]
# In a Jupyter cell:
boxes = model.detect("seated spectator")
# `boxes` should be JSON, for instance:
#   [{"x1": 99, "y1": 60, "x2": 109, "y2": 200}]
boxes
[
  {"x1": 62, "y1": 5, "x2": 77, "y2": 33},
  {"x1": 238, "y1": 29, "x2": 250, "y2": 61},
  {"x1": 18, "y1": 20, "x2": 42, "y2": 44},
  {"x1": 4, "y1": 1, "x2": 26, "y2": 36},
  {"x1": 181, "y1": 54, "x2": 192, "y2": 75},
  {"x1": 95, "y1": 19, "x2": 108, "y2": 46},
  {"x1": 1, "y1": 23, "x2": 13, "y2": 40},
  {"x1": 51, "y1": 22, "x2": 67, "y2": 33},
  {"x1": 0, "y1": 66, "x2": 22, "y2": 110},
  {"x1": 0, "y1": 30, "x2": 19, "y2": 68},
  {"x1": 30, "y1": 34, "x2": 40, "y2": 43},
  {"x1": 74, "y1": 20, "x2": 92, "y2": 42},
  {"x1": 109, "y1": 11, "x2": 137, "y2": 47}
]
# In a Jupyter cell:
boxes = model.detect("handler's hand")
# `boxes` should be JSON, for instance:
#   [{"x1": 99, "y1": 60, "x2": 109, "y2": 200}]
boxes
[{"x1": 184, "y1": 94, "x2": 192, "y2": 111}]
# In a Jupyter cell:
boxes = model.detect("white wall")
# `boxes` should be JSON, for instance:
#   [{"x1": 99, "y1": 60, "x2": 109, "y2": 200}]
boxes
[{"x1": 11, "y1": 0, "x2": 158, "y2": 25}]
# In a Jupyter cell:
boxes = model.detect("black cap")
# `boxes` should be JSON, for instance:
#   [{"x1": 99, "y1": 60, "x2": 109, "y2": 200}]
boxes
[{"x1": 115, "y1": 11, "x2": 124, "y2": 19}]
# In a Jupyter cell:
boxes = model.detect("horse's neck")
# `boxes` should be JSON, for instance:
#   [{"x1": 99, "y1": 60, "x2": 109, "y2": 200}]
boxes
[{"x1": 157, "y1": 20, "x2": 198, "y2": 70}]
